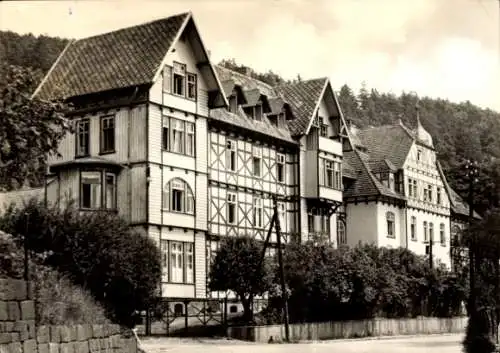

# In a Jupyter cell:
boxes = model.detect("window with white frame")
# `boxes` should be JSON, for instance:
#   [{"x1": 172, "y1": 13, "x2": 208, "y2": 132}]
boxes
[
  {"x1": 410, "y1": 216, "x2": 417, "y2": 241},
  {"x1": 173, "y1": 62, "x2": 186, "y2": 96},
  {"x1": 325, "y1": 161, "x2": 334, "y2": 187},
  {"x1": 337, "y1": 220, "x2": 346, "y2": 245},
  {"x1": 227, "y1": 192, "x2": 237, "y2": 225},
  {"x1": 76, "y1": 118, "x2": 90, "y2": 157},
  {"x1": 226, "y1": 140, "x2": 237, "y2": 172},
  {"x1": 427, "y1": 184, "x2": 433, "y2": 203},
  {"x1": 186, "y1": 122, "x2": 195, "y2": 156},
  {"x1": 185, "y1": 243, "x2": 194, "y2": 283},
  {"x1": 423, "y1": 221, "x2": 428, "y2": 242},
  {"x1": 386, "y1": 212, "x2": 395, "y2": 238},
  {"x1": 253, "y1": 197, "x2": 263, "y2": 228},
  {"x1": 277, "y1": 202, "x2": 286, "y2": 230},
  {"x1": 412, "y1": 180, "x2": 418, "y2": 198},
  {"x1": 277, "y1": 153, "x2": 285, "y2": 183},
  {"x1": 440, "y1": 223, "x2": 446, "y2": 246},
  {"x1": 100, "y1": 115, "x2": 115, "y2": 154},
  {"x1": 334, "y1": 162, "x2": 341, "y2": 189},
  {"x1": 187, "y1": 73, "x2": 197, "y2": 100},
  {"x1": 80, "y1": 170, "x2": 117, "y2": 210},
  {"x1": 252, "y1": 147, "x2": 262, "y2": 177},
  {"x1": 163, "y1": 178, "x2": 195, "y2": 214},
  {"x1": 429, "y1": 222, "x2": 434, "y2": 243},
  {"x1": 437, "y1": 187, "x2": 442, "y2": 205},
  {"x1": 169, "y1": 242, "x2": 184, "y2": 283},
  {"x1": 162, "y1": 117, "x2": 195, "y2": 156}
]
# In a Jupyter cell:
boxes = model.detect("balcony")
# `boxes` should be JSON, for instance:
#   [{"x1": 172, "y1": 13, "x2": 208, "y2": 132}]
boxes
[{"x1": 319, "y1": 136, "x2": 342, "y2": 156}]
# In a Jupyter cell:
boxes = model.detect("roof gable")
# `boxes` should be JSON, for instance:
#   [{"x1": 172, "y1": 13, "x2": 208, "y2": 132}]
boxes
[
  {"x1": 275, "y1": 78, "x2": 327, "y2": 137},
  {"x1": 34, "y1": 13, "x2": 189, "y2": 100},
  {"x1": 33, "y1": 12, "x2": 228, "y2": 108}
]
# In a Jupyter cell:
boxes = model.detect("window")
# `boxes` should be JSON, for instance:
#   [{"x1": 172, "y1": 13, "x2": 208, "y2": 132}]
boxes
[
  {"x1": 80, "y1": 170, "x2": 118, "y2": 210},
  {"x1": 440, "y1": 223, "x2": 446, "y2": 246},
  {"x1": 162, "y1": 117, "x2": 169, "y2": 151},
  {"x1": 337, "y1": 220, "x2": 346, "y2": 245},
  {"x1": 318, "y1": 117, "x2": 328, "y2": 137},
  {"x1": 437, "y1": 187, "x2": 442, "y2": 205},
  {"x1": 252, "y1": 147, "x2": 262, "y2": 177},
  {"x1": 253, "y1": 197, "x2": 263, "y2": 228},
  {"x1": 308, "y1": 214, "x2": 315, "y2": 233},
  {"x1": 170, "y1": 242, "x2": 184, "y2": 282},
  {"x1": 76, "y1": 119, "x2": 90, "y2": 157},
  {"x1": 226, "y1": 140, "x2": 237, "y2": 172},
  {"x1": 186, "y1": 122, "x2": 195, "y2": 156},
  {"x1": 105, "y1": 173, "x2": 116, "y2": 209},
  {"x1": 244, "y1": 106, "x2": 254, "y2": 119},
  {"x1": 171, "y1": 119, "x2": 185, "y2": 154},
  {"x1": 162, "y1": 117, "x2": 195, "y2": 157},
  {"x1": 185, "y1": 243, "x2": 194, "y2": 283},
  {"x1": 320, "y1": 214, "x2": 330, "y2": 235},
  {"x1": 173, "y1": 62, "x2": 186, "y2": 96},
  {"x1": 100, "y1": 115, "x2": 115, "y2": 154},
  {"x1": 427, "y1": 184, "x2": 433, "y2": 203},
  {"x1": 81, "y1": 171, "x2": 101, "y2": 209},
  {"x1": 423, "y1": 221, "x2": 428, "y2": 242},
  {"x1": 412, "y1": 180, "x2": 418, "y2": 198},
  {"x1": 429, "y1": 222, "x2": 434, "y2": 243},
  {"x1": 163, "y1": 66, "x2": 172, "y2": 93},
  {"x1": 229, "y1": 95, "x2": 238, "y2": 113},
  {"x1": 334, "y1": 162, "x2": 341, "y2": 189},
  {"x1": 254, "y1": 104, "x2": 263, "y2": 121},
  {"x1": 277, "y1": 202, "x2": 286, "y2": 229},
  {"x1": 227, "y1": 192, "x2": 237, "y2": 224},
  {"x1": 388, "y1": 173, "x2": 395, "y2": 191},
  {"x1": 386, "y1": 212, "x2": 395, "y2": 238},
  {"x1": 410, "y1": 216, "x2": 417, "y2": 241},
  {"x1": 163, "y1": 178, "x2": 195, "y2": 214},
  {"x1": 325, "y1": 161, "x2": 334, "y2": 187},
  {"x1": 187, "y1": 73, "x2": 197, "y2": 100},
  {"x1": 277, "y1": 153, "x2": 285, "y2": 183},
  {"x1": 417, "y1": 149, "x2": 422, "y2": 161}
]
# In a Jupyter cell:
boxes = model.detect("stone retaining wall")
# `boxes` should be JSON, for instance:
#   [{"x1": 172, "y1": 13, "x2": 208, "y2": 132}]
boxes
[
  {"x1": 227, "y1": 316, "x2": 468, "y2": 343},
  {"x1": 0, "y1": 278, "x2": 137, "y2": 353}
]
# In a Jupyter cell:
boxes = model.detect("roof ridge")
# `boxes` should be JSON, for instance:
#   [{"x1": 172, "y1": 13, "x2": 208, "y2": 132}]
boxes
[
  {"x1": 275, "y1": 76, "x2": 328, "y2": 89},
  {"x1": 77, "y1": 12, "x2": 191, "y2": 41},
  {"x1": 215, "y1": 65, "x2": 275, "y2": 90}
]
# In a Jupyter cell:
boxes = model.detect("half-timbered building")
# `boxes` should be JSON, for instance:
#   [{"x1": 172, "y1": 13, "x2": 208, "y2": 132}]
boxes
[{"x1": 31, "y1": 12, "x2": 351, "y2": 300}]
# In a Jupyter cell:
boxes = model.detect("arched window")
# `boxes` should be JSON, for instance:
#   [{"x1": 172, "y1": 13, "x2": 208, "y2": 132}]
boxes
[
  {"x1": 386, "y1": 212, "x2": 395, "y2": 238},
  {"x1": 163, "y1": 178, "x2": 194, "y2": 214},
  {"x1": 337, "y1": 219, "x2": 346, "y2": 245}
]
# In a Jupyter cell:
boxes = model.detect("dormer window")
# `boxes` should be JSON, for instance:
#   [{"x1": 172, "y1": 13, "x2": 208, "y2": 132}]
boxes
[
  {"x1": 229, "y1": 95, "x2": 238, "y2": 113},
  {"x1": 254, "y1": 104, "x2": 263, "y2": 121}
]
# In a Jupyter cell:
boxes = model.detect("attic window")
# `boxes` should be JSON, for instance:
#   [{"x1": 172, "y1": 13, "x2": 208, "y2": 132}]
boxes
[
  {"x1": 187, "y1": 73, "x2": 197, "y2": 100},
  {"x1": 173, "y1": 62, "x2": 186, "y2": 96},
  {"x1": 318, "y1": 117, "x2": 328, "y2": 137},
  {"x1": 254, "y1": 104, "x2": 263, "y2": 121},
  {"x1": 229, "y1": 95, "x2": 238, "y2": 113}
]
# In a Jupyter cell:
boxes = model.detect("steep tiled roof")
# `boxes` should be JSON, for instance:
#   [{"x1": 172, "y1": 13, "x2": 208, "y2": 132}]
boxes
[
  {"x1": 210, "y1": 107, "x2": 295, "y2": 144},
  {"x1": 214, "y1": 66, "x2": 275, "y2": 97},
  {"x1": 275, "y1": 78, "x2": 327, "y2": 137},
  {"x1": 356, "y1": 123, "x2": 414, "y2": 169},
  {"x1": 268, "y1": 97, "x2": 285, "y2": 115},
  {"x1": 34, "y1": 13, "x2": 189, "y2": 100}
]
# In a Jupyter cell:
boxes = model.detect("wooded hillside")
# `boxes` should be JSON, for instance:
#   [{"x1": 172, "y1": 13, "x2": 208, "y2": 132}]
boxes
[{"x1": 1, "y1": 31, "x2": 498, "y2": 214}]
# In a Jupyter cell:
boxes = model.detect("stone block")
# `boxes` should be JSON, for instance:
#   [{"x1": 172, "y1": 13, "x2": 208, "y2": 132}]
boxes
[
  {"x1": 8, "y1": 341, "x2": 21, "y2": 353},
  {"x1": 20, "y1": 301, "x2": 35, "y2": 321},
  {"x1": 75, "y1": 325, "x2": 91, "y2": 341},
  {"x1": 0, "y1": 280, "x2": 10, "y2": 301},
  {"x1": 0, "y1": 344, "x2": 9, "y2": 353},
  {"x1": 75, "y1": 341, "x2": 89, "y2": 353},
  {"x1": 87, "y1": 339, "x2": 99, "y2": 353},
  {"x1": 60, "y1": 326, "x2": 76, "y2": 343},
  {"x1": 13, "y1": 320, "x2": 35, "y2": 341},
  {"x1": 37, "y1": 325, "x2": 50, "y2": 343},
  {"x1": 48, "y1": 342, "x2": 60, "y2": 353},
  {"x1": 23, "y1": 339, "x2": 37, "y2": 353},
  {"x1": 99, "y1": 338, "x2": 109, "y2": 350},
  {"x1": 6, "y1": 302, "x2": 20, "y2": 321},
  {"x1": 91, "y1": 325, "x2": 103, "y2": 339},
  {"x1": 60, "y1": 342, "x2": 75, "y2": 353},
  {"x1": 0, "y1": 333, "x2": 11, "y2": 345},
  {"x1": 110, "y1": 335, "x2": 121, "y2": 348},
  {"x1": 11, "y1": 281, "x2": 27, "y2": 301},
  {"x1": 9, "y1": 332, "x2": 19, "y2": 343},
  {"x1": 2, "y1": 323, "x2": 14, "y2": 333},
  {"x1": 38, "y1": 343, "x2": 50, "y2": 353},
  {"x1": 50, "y1": 326, "x2": 61, "y2": 343},
  {"x1": 0, "y1": 302, "x2": 8, "y2": 321}
]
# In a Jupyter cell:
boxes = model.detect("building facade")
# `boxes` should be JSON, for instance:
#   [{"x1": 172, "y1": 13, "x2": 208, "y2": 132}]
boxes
[{"x1": 32, "y1": 12, "x2": 351, "y2": 300}]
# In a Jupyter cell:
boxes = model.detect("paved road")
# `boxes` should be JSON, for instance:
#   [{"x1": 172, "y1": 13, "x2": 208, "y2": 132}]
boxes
[{"x1": 141, "y1": 333, "x2": 463, "y2": 353}]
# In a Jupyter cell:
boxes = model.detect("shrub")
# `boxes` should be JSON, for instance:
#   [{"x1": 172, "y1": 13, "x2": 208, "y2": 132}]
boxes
[{"x1": 0, "y1": 198, "x2": 162, "y2": 327}]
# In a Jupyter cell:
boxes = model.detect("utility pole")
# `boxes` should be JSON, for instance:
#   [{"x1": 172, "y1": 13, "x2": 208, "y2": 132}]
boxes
[{"x1": 258, "y1": 196, "x2": 290, "y2": 342}]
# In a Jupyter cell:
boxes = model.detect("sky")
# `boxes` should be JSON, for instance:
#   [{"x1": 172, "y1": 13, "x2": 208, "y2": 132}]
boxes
[{"x1": 1, "y1": 0, "x2": 499, "y2": 111}]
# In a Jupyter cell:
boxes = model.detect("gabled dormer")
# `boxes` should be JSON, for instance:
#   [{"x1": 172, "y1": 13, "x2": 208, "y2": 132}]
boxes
[
  {"x1": 267, "y1": 97, "x2": 294, "y2": 129},
  {"x1": 241, "y1": 89, "x2": 271, "y2": 122},
  {"x1": 220, "y1": 79, "x2": 247, "y2": 114}
]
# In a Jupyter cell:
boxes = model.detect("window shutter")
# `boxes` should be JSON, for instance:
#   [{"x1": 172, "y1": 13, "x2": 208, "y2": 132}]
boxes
[{"x1": 163, "y1": 66, "x2": 172, "y2": 93}]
